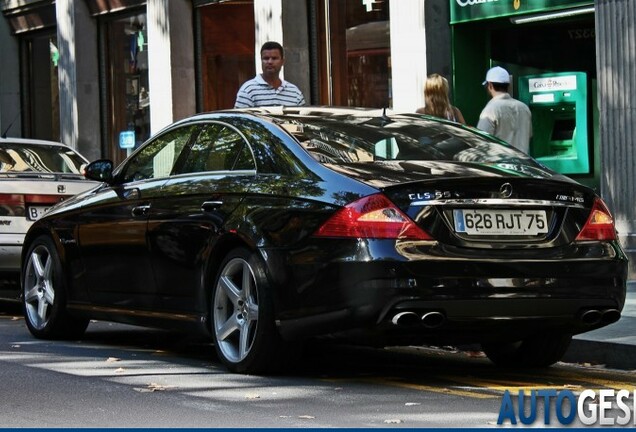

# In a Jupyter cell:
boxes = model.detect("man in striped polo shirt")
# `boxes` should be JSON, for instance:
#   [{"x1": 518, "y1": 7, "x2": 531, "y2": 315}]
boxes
[{"x1": 234, "y1": 41, "x2": 306, "y2": 108}]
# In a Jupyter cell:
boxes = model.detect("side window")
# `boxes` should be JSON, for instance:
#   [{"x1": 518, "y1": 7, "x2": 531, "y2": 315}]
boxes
[
  {"x1": 179, "y1": 123, "x2": 255, "y2": 174},
  {"x1": 119, "y1": 126, "x2": 194, "y2": 183}
]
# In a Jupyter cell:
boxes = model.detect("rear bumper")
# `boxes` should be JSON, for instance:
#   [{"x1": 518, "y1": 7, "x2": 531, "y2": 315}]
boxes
[
  {"x1": 267, "y1": 239, "x2": 628, "y2": 342},
  {"x1": 0, "y1": 243, "x2": 21, "y2": 271},
  {"x1": 0, "y1": 238, "x2": 22, "y2": 298}
]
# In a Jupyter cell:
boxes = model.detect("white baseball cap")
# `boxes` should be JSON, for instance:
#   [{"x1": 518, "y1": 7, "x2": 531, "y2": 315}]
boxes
[{"x1": 482, "y1": 66, "x2": 510, "y2": 85}]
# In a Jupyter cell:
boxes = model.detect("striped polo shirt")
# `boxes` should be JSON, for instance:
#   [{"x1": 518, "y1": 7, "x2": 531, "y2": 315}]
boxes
[{"x1": 234, "y1": 74, "x2": 306, "y2": 108}]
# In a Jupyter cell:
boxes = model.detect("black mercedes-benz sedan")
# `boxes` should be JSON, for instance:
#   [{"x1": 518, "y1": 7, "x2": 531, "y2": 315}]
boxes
[{"x1": 20, "y1": 107, "x2": 628, "y2": 374}]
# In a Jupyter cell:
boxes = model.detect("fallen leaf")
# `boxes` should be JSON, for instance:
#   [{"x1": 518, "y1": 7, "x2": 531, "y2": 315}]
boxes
[
  {"x1": 147, "y1": 383, "x2": 173, "y2": 391},
  {"x1": 384, "y1": 419, "x2": 403, "y2": 424},
  {"x1": 133, "y1": 387, "x2": 154, "y2": 393},
  {"x1": 133, "y1": 383, "x2": 173, "y2": 392}
]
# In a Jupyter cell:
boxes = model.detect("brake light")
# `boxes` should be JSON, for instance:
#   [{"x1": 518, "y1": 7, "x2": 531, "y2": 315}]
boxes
[
  {"x1": 314, "y1": 193, "x2": 433, "y2": 240},
  {"x1": 25, "y1": 194, "x2": 64, "y2": 205},
  {"x1": 575, "y1": 198, "x2": 617, "y2": 241},
  {"x1": 0, "y1": 194, "x2": 65, "y2": 217},
  {"x1": 0, "y1": 194, "x2": 25, "y2": 216}
]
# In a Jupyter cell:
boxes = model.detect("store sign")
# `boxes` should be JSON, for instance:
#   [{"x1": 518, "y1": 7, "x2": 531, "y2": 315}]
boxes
[
  {"x1": 529, "y1": 75, "x2": 578, "y2": 93},
  {"x1": 450, "y1": 0, "x2": 593, "y2": 24},
  {"x1": 119, "y1": 131, "x2": 136, "y2": 149},
  {"x1": 362, "y1": 0, "x2": 382, "y2": 12}
]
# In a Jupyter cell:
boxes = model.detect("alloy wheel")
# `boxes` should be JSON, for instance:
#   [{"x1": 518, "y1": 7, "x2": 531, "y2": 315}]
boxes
[
  {"x1": 23, "y1": 244, "x2": 56, "y2": 330},
  {"x1": 213, "y1": 257, "x2": 259, "y2": 364}
]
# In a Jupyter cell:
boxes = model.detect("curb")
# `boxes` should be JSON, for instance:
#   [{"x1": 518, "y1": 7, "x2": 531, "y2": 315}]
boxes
[{"x1": 563, "y1": 338, "x2": 636, "y2": 370}]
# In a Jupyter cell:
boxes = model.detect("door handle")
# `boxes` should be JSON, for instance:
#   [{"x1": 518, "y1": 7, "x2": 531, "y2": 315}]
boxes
[
  {"x1": 201, "y1": 200, "x2": 223, "y2": 212},
  {"x1": 131, "y1": 205, "x2": 151, "y2": 217}
]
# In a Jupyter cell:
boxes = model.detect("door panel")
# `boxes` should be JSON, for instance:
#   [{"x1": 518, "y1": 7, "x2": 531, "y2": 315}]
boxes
[
  {"x1": 148, "y1": 174, "x2": 251, "y2": 315},
  {"x1": 78, "y1": 180, "x2": 167, "y2": 309},
  {"x1": 77, "y1": 125, "x2": 197, "y2": 309}
]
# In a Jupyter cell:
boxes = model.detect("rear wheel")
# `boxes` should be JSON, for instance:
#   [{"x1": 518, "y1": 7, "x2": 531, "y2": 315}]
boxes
[
  {"x1": 22, "y1": 235, "x2": 89, "y2": 339},
  {"x1": 481, "y1": 333, "x2": 572, "y2": 368},
  {"x1": 211, "y1": 247, "x2": 293, "y2": 374}
]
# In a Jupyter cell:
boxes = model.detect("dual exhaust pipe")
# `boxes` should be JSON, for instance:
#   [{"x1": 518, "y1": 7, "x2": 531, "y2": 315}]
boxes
[
  {"x1": 579, "y1": 308, "x2": 621, "y2": 326},
  {"x1": 391, "y1": 308, "x2": 621, "y2": 328},
  {"x1": 391, "y1": 311, "x2": 446, "y2": 328}
]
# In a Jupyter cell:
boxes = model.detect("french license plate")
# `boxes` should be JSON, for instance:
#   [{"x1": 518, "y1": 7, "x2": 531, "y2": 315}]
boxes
[
  {"x1": 453, "y1": 209, "x2": 548, "y2": 235},
  {"x1": 27, "y1": 206, "x2": 51, "y2": 221}
]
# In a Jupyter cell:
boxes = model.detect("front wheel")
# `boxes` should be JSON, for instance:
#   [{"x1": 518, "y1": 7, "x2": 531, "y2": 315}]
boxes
[
  {"x1": 211, "y1": 247, "x2": 294, "y2": 374},
  {"x1": 481, "y1": 333, "x2": 572, "y2": 368},
  {"x1": 22, "y1": 235, "x2": 89, "y2": 339}
]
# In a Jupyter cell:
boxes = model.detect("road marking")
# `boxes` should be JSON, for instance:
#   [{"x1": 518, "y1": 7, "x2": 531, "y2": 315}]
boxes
[
  {"x1": 323, "y1": 367, "x2": 636, "y2": 401},
  {"x1": 373, "y1": 377, "x2": 498, "y2": 399},
  {"x1": 322, "y1": 377, "x2": 497, "y2": 399}
]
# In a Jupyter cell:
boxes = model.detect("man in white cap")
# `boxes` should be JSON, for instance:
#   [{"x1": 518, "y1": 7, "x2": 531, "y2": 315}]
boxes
[{"x1": 477, "y1": 66, "x2": 532, "y2": 154}]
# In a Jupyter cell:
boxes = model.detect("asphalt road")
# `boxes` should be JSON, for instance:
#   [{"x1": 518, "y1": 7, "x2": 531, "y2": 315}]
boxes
[{"x1": 1, "y1": 302, "x2": 635, "y2": 428}]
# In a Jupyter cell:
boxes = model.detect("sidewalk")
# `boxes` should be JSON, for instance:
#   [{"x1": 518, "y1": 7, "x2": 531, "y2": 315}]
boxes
[{"x1": 562, "y1": 281, "x2": 636, "y2": 369}]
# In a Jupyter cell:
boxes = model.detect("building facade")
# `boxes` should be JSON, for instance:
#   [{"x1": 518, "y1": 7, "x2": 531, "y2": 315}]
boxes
[{"x1": 0, "y1": 0, "x2": 633, "y2": 275}]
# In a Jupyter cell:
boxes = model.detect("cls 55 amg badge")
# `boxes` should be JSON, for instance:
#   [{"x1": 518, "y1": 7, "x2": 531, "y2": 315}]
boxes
[
  {"x1": 408, "y1": 191, "x2": 454, "y2": 201},
  {"x1": 556, "y1": 194, "x2": 584, "y2": 203}
]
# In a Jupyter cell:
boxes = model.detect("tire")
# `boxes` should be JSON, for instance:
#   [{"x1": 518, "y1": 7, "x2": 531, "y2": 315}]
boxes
[
  {"x1": 211, "y1": 247, "x2": 293, "y2": 374},
  {"x1": 482, "y1": 333, "x2": 572, "y2": 368},
  {"x1": 22, "y1": 235, "x2": 89, "y2": 340}
]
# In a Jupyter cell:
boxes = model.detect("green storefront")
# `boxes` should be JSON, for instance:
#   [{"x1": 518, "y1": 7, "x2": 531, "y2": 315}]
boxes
[{"x1": 449, "y1": 0, "x2": 598, "y2": 188}]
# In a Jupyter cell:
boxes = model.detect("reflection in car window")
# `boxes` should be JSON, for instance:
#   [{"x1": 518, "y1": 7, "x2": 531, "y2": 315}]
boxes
[
  {"x1": 275, "y1": 115, "x2": 540, "y2": 169},
  {"x1": 120, "y1": 126, "x2": 194, "y2": 183},
  {"x1": 179, "y1": 123, "x2": 255, "y2": 174},
  {"x1": 0, "y1": 144, "x2": 85, "y2": 174}
]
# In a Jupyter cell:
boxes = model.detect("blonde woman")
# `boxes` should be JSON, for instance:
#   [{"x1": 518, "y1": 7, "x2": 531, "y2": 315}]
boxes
[{"x1": 416, "y1": 73, "x2": 466, "y2": 125}]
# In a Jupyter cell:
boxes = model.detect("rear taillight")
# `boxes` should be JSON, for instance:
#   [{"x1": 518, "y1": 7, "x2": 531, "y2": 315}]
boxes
[
  {"x1": 0, "y1": 194, "x2": 25, "y2": 216},
  {"x1": 575, "y1": 198, "x2": 617, "y2": 241},
  {"x1": 0, "y1": 194, "x2": 65, "y2": 217},
  {"x1": 25, "y1": 194, "x2": 64, "y2": 205},
  {"x1": 313, "y1": 193, "x2": 433, "y2": 240}
]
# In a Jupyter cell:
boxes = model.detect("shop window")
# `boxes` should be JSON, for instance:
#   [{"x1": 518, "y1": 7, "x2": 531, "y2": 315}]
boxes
[
  {"x1": 20, "y1": 32, "x2": 60, "y2": 141},
  {"x1": 318, "y1": 0, "x2": 391, "y2": 108},
  {"x1": 102, "y1": 11, "x2": 150, "y2": 164}
]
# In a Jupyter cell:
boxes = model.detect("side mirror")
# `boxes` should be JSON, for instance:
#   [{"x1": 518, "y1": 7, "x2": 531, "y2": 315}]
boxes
[{"x1": 84, "y1": 159, "x2": 114, "y2": 183}]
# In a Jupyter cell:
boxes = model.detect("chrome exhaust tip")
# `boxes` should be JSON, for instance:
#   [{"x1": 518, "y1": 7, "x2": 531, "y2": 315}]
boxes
[
  {"x1": 392, "y1": 311, "x2": 420, "y2": 326},
  {"x1": 421, "y1": 311, "x2": 445, "y2": 329},
  {"x1": 579, "y1": 309, "x2": 602, "y2": 325},
  {"x1": 600, "y1": 308, "x2": 621, "y2": 325}
]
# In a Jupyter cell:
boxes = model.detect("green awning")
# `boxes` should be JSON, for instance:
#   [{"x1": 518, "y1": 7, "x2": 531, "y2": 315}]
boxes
[{"x1": 450, "y1": 0, "x2": 594, "y2": 24}]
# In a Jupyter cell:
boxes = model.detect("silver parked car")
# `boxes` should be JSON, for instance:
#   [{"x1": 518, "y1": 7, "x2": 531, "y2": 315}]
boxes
[{"x1": 0, "y1": 137, "x2": 99, "y2": 300}]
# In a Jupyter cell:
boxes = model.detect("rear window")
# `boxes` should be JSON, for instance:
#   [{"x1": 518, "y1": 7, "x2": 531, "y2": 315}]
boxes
[
  {"x1": 275, "y1": 114, "x2": 540, "y2": 168},
  {"x1": 0, "y1": 143, "x2": 86, "y2": 174}
]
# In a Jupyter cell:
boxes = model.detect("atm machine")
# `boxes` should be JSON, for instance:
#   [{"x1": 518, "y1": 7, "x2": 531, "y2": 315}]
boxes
[{"x1": 518, "y1": 72, "x2": 590, "y2": 174}]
